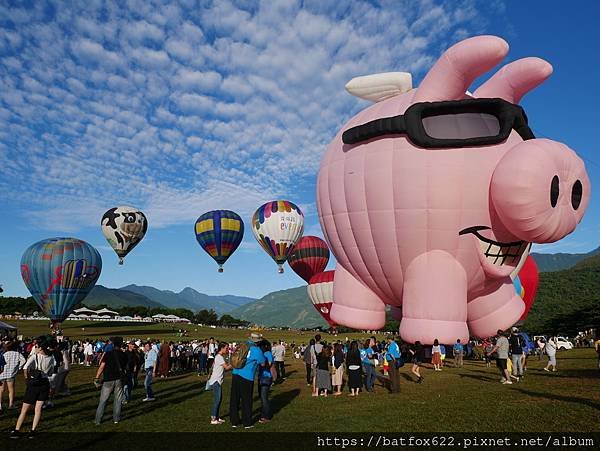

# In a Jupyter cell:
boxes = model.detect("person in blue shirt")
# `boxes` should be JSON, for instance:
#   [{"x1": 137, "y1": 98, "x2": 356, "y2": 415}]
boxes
[
  {"x1": 257, "y1": 340, "x2": 273, "y2": 423},
  {"x1": 385, "y1": 337, "x2": 401, "y2": 393},
  {"x1": 143, "y1": 343, "x2": 158, "y2": 401},
  {"x1": 453, "y1": 340, "x2": 464, "y2": 368},
  {"x1": 229, "y1": 333, "x2": 265, "y2": 429},
  {"x1": 360, "y1": 340, "x2": 375, "y2": 392}
]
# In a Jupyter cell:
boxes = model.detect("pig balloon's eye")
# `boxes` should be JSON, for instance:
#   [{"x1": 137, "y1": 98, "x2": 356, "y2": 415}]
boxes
[
  {"x1": 550, "y1": 175, "x2": 559, "y2": 208},
  {"x1": 571, "y1": 180, "x2": 583, "y2": 210}
]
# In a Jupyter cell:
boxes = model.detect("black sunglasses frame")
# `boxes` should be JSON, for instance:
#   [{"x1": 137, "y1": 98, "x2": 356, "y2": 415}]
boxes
[{"x1": 342, "y1": 98, "x2": 535, "y2": 148}]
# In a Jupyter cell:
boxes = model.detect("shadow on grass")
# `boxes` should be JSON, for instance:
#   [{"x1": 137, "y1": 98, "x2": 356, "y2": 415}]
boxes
[
  {"x1": 512, "y1": 388, "x2": 600, "y2": 410},
  {"x1": 270, "y1": 388, "x2": 301, "y2": 416},
  {"x1": 458, "y1": 373, "x2": 497, "y2": 382}
]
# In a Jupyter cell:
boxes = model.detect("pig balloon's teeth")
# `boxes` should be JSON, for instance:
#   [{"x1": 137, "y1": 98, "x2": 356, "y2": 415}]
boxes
[{"x1": 474, "y1": 234, "x2": 526, "y2": 267}]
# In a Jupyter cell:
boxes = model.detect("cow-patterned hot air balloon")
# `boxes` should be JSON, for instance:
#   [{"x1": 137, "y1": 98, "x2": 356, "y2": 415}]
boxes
[
  {"x1": 20, "y1": 238, "x2": 102, "y2": 330},
  {"x1": 195, "y1": 210, "x2": 244, "y2": 272},
  {"x1": 287, "y1": 236, "x2": 330, "y2": 283},
  {"x1": 307, "y1": 270, "x2": 337, "y2": 328},
  {"x1": 101, "y1": 206, "x2": 148, "y2": 265},
  {"x1": 252, "y1": 200, "x2": 304, "y2": 273}
]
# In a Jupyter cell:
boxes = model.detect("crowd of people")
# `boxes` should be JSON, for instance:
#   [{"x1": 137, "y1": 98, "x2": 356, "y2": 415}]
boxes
[{"x1": 0, "y1": 327, "x2": 598, "y2": 436}]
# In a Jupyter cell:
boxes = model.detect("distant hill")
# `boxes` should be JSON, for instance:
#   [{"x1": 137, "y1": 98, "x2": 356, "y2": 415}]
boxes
[
  {"x1": 120, "y1": 284, "x2": 255, "y2": 314},
  {"x1": 523, "y1": 253, "x2": 600, "y2": 335},
  {"x1": 531, "y1": 246, "x2": 600, "y2": 272},
  {"x1": 84, "y1": 285, "x2": 164, "y2": 309},
  {"x1": 229, "y1": 286, "x2": 328, "y2": 329}
]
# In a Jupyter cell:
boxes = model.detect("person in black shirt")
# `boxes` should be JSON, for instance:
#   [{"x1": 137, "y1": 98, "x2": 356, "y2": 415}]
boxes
[
  {"x1": 410, "y1": 341, "x2": 424, "y2": 383},
  {"x1": 123, "y1": 342, "x2": 139, "y2": 403},
  {"x1": 94, "y1": 337, "x2": 128, "y2": 425}
]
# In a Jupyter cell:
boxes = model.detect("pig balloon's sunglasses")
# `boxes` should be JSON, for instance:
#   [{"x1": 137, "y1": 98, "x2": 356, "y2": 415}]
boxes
[{"x1": 342, "y1": 98, "x2": 535, "y2": 148}]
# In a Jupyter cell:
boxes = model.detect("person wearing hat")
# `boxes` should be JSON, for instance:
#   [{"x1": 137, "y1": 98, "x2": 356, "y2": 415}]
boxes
[
  {"x1": 94, "y1": 337, "x2": 128, "y2": 425},
  {"x1": 229, "y1": 333, "x2": 265, "y2": 429},
  {"x1": 509, "y1": 327, "x2": 525, "y2": 382}
]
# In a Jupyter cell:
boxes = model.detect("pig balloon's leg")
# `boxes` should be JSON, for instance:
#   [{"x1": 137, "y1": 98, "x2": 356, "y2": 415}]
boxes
[
  {"x1": 467, "y1": 279, "x2": 525, "y2": 338},
  {"x1": 400, "y1": 251, "x2": 468, "y2": 344},
  {"x1": 330, "y1": 264, "x2": 386, "y2": 330}
]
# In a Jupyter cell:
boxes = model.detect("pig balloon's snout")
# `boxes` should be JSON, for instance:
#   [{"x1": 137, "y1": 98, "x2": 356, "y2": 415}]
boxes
[{"x1": 491, "y1": 139, "x2": 590, "y2": 244}]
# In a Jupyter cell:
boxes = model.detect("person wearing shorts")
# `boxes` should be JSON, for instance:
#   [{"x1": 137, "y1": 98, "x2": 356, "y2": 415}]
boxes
[
  {"x1": 491, "y1": 330, "x2": 511, "y2": 385},
  {"x1": 11, "y1": 339, "x2": 55, "y2": 438}
]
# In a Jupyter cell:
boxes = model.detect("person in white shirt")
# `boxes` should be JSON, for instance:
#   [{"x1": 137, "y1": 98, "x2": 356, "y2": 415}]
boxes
[
  {"x1": 207, "y1": 338, "x2": 217, "y2": 372},
  {"x1": 84, "y1": 342, "x2": 93, "y2": 366},
  {"x1": 0, "y1": 341, "x2": 26, "y2": 412},
  {"x1": 272, "y1": 341, "x2": 286, "y2": 381},
  {"x1": 11, "y1": 340, "x2": 55, "y2": 438},
  {"x1": 544, "y1": 337, "x2": 558, "y2": 372},
  {"x1": 207, "y1": 342, "x2": 232, "y2": 425}
]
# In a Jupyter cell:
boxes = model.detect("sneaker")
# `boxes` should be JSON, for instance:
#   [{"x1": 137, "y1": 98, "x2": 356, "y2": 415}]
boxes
[
  {"x1": 510, "y1": 375, "x2": 518, "y2": 380},
  {"x1": 231, "y1": 424, "x2": 239, "y2": 428},
  {"x1": 552, "y1": 369, "x2": 557, "y2": 372},
  {"x1": 543, "y1": 368, "x2": 550, "y2": 372},
  {"x1": 258, "y1": 418, "x2": 271, "y2": 424},
  {"x1": 502, "y1": 380, "x2": 513, "y2": 385},
  {"x1": 9, "y1": 430, "x2": 21, "y2": 439},
  {"x1": 500, "y1": 378, "x2": 507, "y2": 383},
  {"x1": 114, "y1": 421, "x2": 119, "y2": 424},
  {"x1": 142, "y1": 397, "x2": 155, "y2": 402},
  {"x1": 210, "y1": 419, "x2": 221, "y2": 425},
  {"x1": 27, "y1": 430, "x2": 36, "y2": 439},
  {"x1": 244, "y1": 425, "x2": 254, "y2": 429},
  {"x1": 217, "y1": 419, "x2": 225, "y2": 424}
]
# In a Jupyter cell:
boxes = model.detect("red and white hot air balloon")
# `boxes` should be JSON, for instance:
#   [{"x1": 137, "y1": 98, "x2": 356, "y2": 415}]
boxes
[{"x1": 307, "y1": 270, "x2": 337, "y2": 328}]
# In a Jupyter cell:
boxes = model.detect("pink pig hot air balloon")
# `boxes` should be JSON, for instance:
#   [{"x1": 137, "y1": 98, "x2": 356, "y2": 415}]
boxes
[{"x1": 317, "y1": 35, "x2": 590, "y2": 344}]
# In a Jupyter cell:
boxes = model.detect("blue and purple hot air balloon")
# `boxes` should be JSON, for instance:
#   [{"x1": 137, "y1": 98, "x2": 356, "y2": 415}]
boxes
[{"x1": 20, "y1": 237, "x2": 102, "y2": 327}]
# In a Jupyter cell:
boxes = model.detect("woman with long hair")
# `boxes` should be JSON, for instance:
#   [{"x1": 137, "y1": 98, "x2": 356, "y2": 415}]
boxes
[
  {"x1": 346, "y1": 341, "x2": 362, "y2": 396},
  {"x1": 315, "y1": 345, "x2": 332, "y2": 396},
  {"x1": 431, "y1": 339, "x2": 442, "y2": 372},
  {"x1": 332, "y1": 343, "x2": 345, "y2": 396}
]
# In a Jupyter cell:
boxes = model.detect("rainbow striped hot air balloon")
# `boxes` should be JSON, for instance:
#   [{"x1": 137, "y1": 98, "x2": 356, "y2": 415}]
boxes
[
  {"x1": 288, "y1": 236, "x2": 330, "y2": 283},
  {"x1": 252, "y1": 200, "x2": 304, "y2": 273},
  {"x1": 20, "y1": 238, "x2": 102, "y2": 328},
  {"x1": 195, "y1": 210, "x2": 244, "y2": 272}
]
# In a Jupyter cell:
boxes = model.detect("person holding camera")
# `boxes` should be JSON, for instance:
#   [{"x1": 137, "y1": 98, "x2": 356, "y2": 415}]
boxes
[
  {"x1": 10, "y1": 337, "x2": 55, "y2": 438},
  {"x1": 94, "y1": 337, "x2": 128, "y2": 425}
]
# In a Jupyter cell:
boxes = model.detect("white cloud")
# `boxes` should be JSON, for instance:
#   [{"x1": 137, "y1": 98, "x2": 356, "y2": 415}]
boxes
[{"x1": 0, "y1": 0, "x2": 490, "y2": 233}]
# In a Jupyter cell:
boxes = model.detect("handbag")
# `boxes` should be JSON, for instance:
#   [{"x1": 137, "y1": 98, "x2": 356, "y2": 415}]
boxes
[{"x1": 28, "y1": 355, "x2": 46, "y2": 387}]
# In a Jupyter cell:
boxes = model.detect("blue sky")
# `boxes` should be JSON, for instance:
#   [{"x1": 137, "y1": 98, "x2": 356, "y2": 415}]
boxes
[{"x1": 1, "y1": 0, "x2": 598, "y2": 300}]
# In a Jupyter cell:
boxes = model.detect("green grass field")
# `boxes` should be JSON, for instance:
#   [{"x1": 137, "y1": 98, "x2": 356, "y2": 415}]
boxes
[{"x1": 1, "y1": 320, "x2": 599, "y2": 432}]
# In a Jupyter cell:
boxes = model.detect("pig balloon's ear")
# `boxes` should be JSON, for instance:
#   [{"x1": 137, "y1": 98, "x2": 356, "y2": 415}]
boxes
[
  {"x1": 414, "y1": 35, "x2": 509, "y2": 102},
  {"x1": 345, "y1": 72, "x2": 412, "y2": 102},
  {"x1": 473, "y1": 57, "x2": 553, "y2": 103}
]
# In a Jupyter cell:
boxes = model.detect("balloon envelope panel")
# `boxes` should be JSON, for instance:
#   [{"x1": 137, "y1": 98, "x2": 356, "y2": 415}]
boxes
[{"x1": 20, "y1": 238, "x2": 102, "y2": 322}]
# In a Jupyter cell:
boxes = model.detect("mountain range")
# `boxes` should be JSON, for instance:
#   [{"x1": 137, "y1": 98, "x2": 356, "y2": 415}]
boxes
[
  {"x1": 83, "y1": 284, "x2": 255, "y2": 315},
  {"x1": 531, "y1": 246, "x2": 600, "y2": 272}
]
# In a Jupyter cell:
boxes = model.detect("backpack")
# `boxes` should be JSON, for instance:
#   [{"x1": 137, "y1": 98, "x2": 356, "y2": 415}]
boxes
[{"x1": 231, "y1": 342, "x2": 250, "y2": 369}]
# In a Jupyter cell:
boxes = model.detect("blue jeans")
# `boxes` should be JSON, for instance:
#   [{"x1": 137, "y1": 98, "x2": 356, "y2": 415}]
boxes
[
  {"x1": 363, "y1": 363, "x2": 375, "y2": 391},
  {"x1": 199, "y1": 354, "x2": 208, "y2": 374},
  {"x1": 259, "y1": 384, "x2": 271, "y2": 420},
  {"x1": 211, "y1": 382, "x2": 222, "y2": 419},
  {"x1": 95, "y1": 380, "x2": 123, "y2": 424},
  {"x1": 145, "y1": 367, "x2": 154, "y2": 398},
  {"x1": 511, "y1": 354, "x2": 524, "y2": 377},
  {"x1": 124, "y1": 373, "x2": 135, "y2": 401}
]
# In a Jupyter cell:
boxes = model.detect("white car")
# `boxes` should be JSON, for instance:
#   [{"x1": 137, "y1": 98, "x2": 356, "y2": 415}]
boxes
[{"x1": 555, "y1": 337, "x2": 574, "y2": 350}]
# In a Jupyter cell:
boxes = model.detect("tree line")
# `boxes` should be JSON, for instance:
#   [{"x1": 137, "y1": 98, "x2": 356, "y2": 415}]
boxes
[{"x1": 0, "y1": 296, "x2": 250, "y2": 328}]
